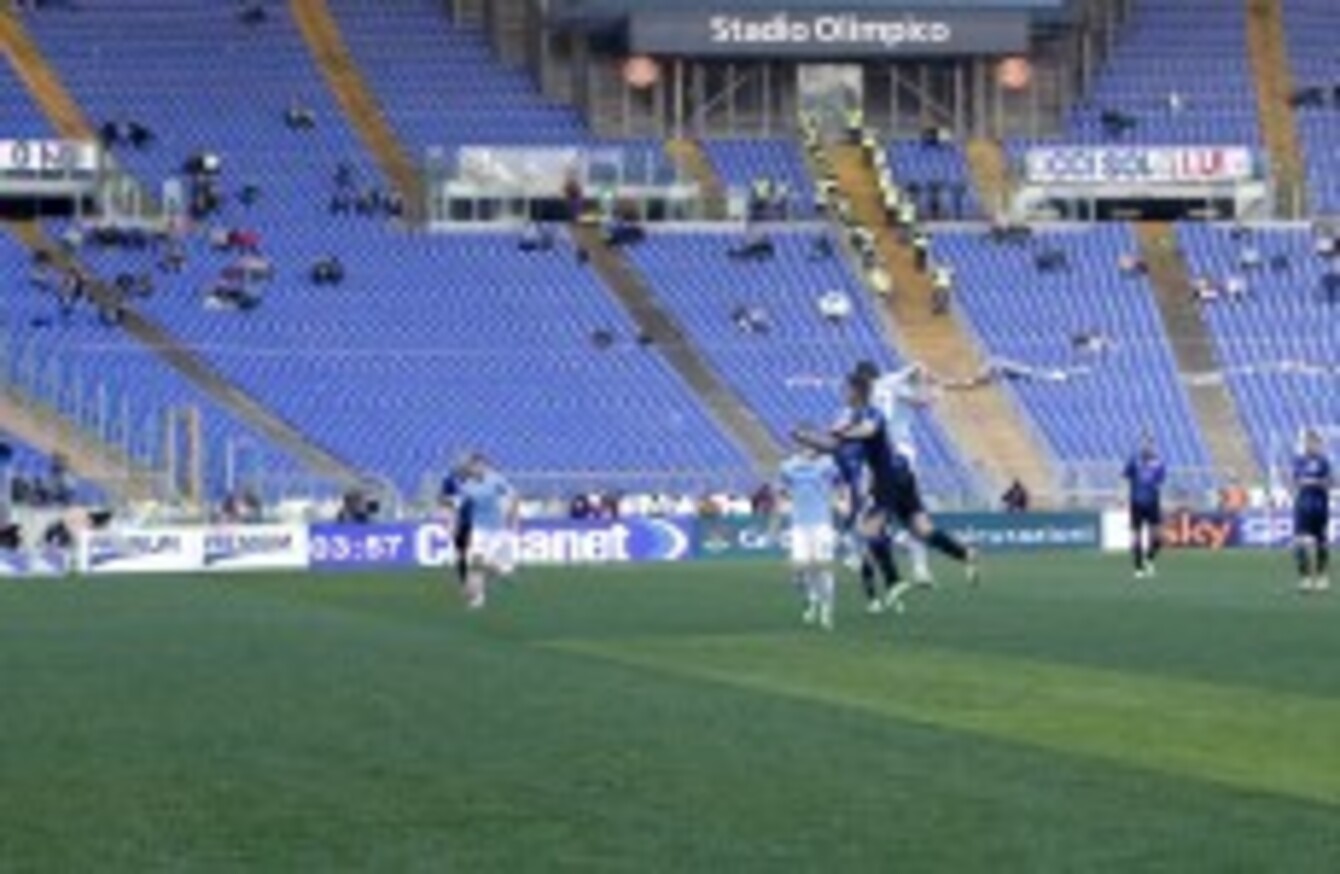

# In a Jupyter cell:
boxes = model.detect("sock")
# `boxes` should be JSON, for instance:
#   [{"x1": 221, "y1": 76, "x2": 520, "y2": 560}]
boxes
[
  {"x1": 455, "y1": 553, "x2": 469, "y2": 585},
  {"x1": 792, "y1": 568, "x2": 809, "y2": 599},
  {"x1": 466, "y1": 570, "x2": 487, "y2": 604},
  {"x1": 1295, "y1": 544, "x2": 1313, "y2": 578},
  {"x1": 817, "y1": 569, "x2": 836, "y2": 607},
  {"x1": 859, "y1": 557, "x2": 879, "y2": 601},
  {"x1": 1319, "y1": 544, "x2": 1330, "y2": 576},
  {"x1": 799, "y1": 568, "x2": 819, "y2": 603},
  {"x1": 1147, "y1": 531, "x2": 1163, "y2": 564},
  {"x1": 1131, "y1": 533, "x2": 1146, "y2": 571},
  {"x1": 868, "y1": 538, "x2": 901, "y2": 591},
  {"x1": 908, "y1": 537, "x2": 931, "y2": 579},
  {"x1": 927, "y1": 528, "x2": 969, "y2": 562}
]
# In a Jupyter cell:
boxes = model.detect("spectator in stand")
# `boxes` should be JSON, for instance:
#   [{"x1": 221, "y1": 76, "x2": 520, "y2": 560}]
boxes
[
  {"x1": 239, "y1": 2, "x2": 267, "y2": 25},
  {"x1": 912, "y1": 229, "x2": 931, "y2": 272},
  {"x1": 590, "y1": 328, "x2": 615, "y2": 350},
  {"x1": 1239, "y1": 244, "x2": 1263, "y2": 271},
  {"x1": 569, "y1": 493, "x2": 592, "y2": 520},
  {"x1": 727, "y1": 228, "x2": 775, "y2": 262},
  {"x1": 519, "y1": 222, "x2": 555, "y2": 253},
  {"x1": 1071, "y1": 329, "x2": 1115, "y2": 356},
  {"x1": 751, "y1": 483, "x2": 776, "y2": 518},
  {"x1": 931, "y1": 264, "x2": 954, "y2": 316},
  {"x1": 1219, "y1": 476, "x2": 1248, "y2": 514},
  {"x1": 808, "y1": 234, "x2": 834, "y2": 261},
  {"x1": 310, "y1": 255, "x2": 345, "y2": 286},
  {"x1": 731, "y1": 305, "x2": 770, "y2": 335},
  {"x1": 1035, "y1": 246, "x2": 1069, "y2": 273},
  {"x1": 1119, "y1": 253, "x2": 1148, "y2": 277},
  {"x1": 158, "y1": 236, "x2": 186, "y2": 273},
  {"x1": 283, "y1": 97, "x2": 316, "y2": 131},
  {"x1": 1314, "y1": 233, "x2": 1335, "y2": 259},
  {"x1": 1002, "y1": 479, "x2": 1030, "y2": 513},
  {"x1": 227, "y1": 228, "x2": 262, "y2": 254},
  {"x1": 1191, "y1": 275, "x2": 1220, "y2": 304},
  {"x1": 818, "y1": 290, "x2": 852, "y2": 325},
  {"x1": 1225, "y1": 273, "x2": 1248, "y2": 302},
  {"x1": 336, "y1": 490, "x2": 378, "y2": 524}
]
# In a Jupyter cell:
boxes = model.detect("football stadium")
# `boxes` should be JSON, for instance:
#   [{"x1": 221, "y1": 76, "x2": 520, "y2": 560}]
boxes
[{"x1": 1, "y1": 0, "x2": 1339, "y2": 870}]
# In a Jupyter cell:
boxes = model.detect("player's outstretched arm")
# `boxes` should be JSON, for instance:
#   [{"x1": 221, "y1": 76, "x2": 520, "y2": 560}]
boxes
[{"x1": 792, "y1": 427, "x2": 841, "y2": 454}]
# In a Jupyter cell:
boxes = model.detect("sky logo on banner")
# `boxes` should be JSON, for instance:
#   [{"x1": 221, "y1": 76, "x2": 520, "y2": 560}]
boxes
[{"x1": 203, "y1": 527, "x2": 307, "y2": 570}]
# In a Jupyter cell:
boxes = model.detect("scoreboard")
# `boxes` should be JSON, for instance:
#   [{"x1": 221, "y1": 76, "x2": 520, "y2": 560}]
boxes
[{"x1": 0, "y1": 139, "x2": 103, "y2": 196}]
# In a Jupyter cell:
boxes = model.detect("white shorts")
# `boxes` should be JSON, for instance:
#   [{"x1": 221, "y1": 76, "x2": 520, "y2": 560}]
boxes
[
  {"x1": 469, "y1": 529, "x2": 516, "y2": 572},
  {"x1": 789, "y1": 524, "x2": 837, "y2": 566}
]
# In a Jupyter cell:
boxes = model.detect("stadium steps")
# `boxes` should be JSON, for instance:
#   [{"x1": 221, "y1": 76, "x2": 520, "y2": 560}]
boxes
[
  {"x1": 1134, "y1": 222, "x2": 1262, "y2": 483},
  {"x1": 1246, "y1": 0, "x2": 1307, "y2": 215},
  {"x1": 828, "y1": 144, "x2": 1056, "y2": 500},
  {"x1": 0, "y1": 8, "x2": 92, "y2": 138},
  {"x1": 965, "y1": 138, "x2": 1012, "y2": 218},
  {"x1": 0, "y1": 386, "x2": 167, "y2": 504},
  {"x1": 570, "y1": 223, "x2": 783, "y2": 473},
  {"x1": 289, "y1": 0, "x2": 427, "y2": 224},
  {"x1": 665, "y1": 139, "x2": 728, "y2": 221},
  {"x1": 3, "y1": 221, "x2": 368, "y2": 493}
]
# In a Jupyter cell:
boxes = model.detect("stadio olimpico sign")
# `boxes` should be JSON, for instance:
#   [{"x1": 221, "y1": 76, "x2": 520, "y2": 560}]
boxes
[{"x1": 630, "y1": 9, "x2": 1029, "y2": 58}]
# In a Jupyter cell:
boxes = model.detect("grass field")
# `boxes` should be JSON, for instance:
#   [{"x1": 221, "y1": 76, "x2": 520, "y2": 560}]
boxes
[{"x1": 2, "y1": 552, "x2": 1339, "y2": 872}]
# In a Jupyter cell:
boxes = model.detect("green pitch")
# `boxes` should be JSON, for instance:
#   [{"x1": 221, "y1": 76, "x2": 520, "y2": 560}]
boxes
[{"x1": 2, "y1": 552, "x2": 1339, "y2": 873}]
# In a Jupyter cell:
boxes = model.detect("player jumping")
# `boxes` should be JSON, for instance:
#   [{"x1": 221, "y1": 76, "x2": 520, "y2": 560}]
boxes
[
  {"x1": 1122, "y1": 434, "x2": 1166, "y2": 579},
  {"x1": 856, "y1": 359, "x2": 936, "y2": 587},
  {"x1": 832, "y1": 401, "x2": 904, "y2": 613},
  {"x1": 1293, "y1": 430, "x2": 1332, "y2": 593},
  {"x1": 777, "y1": 434, "x2": 845, "y2": 630},
  {"x1": 456, "y1": 453, "x2": 518, "y2": 610},
  {"x1": 797, "y1": 373, "x2": 979, "y2": 614}
]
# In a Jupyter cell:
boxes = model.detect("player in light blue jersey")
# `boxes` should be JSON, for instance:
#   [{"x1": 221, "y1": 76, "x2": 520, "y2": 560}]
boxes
[
  {"x1": 777, "y1": 436, "x2": 846, "y2": 630},
  {"x1": 457, "y1": 454, "x2": 518, "y2": 610}
]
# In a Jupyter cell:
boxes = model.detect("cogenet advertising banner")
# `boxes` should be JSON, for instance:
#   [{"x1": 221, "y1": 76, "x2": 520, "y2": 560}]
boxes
[{"x1": 696, "y1": 512, "x2": 1102, "y2": 560}]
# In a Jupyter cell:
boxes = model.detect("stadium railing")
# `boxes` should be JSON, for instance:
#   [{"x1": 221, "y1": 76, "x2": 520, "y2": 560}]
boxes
[{"x1": 1056, "y1": 462, "x2": 1225, "y2": 510}]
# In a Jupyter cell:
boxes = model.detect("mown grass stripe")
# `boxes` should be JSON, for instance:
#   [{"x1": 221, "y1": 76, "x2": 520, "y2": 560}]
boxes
[{"x1": 550, "y1": 633, "x2": 1340, "y2": 807}]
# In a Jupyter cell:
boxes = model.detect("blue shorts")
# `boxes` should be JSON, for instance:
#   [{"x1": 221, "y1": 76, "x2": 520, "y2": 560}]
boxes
[
  {"x1": 1294, "y1": 504, "x2": 1330, "y2": 541},
  {"x1": 1129, "y1": 503, "x2": 1162, "y2": 530}
]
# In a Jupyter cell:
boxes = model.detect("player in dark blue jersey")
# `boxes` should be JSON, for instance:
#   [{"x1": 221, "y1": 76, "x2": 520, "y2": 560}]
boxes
[
  {"x1": 1292, "y1": 430, "x2": 1332, "y2": 593},
  {"x1": 1122, "y1": 435, "x2": 1167, "y2": 579},
  {"x1": 798, "y1": 374, "x2": 978, "y2": 606},
  {"x1": 831, "y1": 404, "x2": 902, "y2": 613},
  {"x1": 440, "y1": 462, "x2": 473, "y2": 587}
]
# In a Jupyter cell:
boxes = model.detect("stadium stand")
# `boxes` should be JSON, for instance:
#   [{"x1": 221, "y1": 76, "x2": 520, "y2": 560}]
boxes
[
  {"x1": 624, "y1": 230, "x2": 978, "y2": 501},
  {"x1": 1066, "y1": 0, "x2": 1259, "y2": 146},
  {"x1": 935, "y1": 225, "x2": 1216, "y2": 478},
  {"x1": 1175, "y1": 223, "x2": 1340, "y2": 474},
  {"x1": 888, "y1": 141, "x2": 983, "y2": 220},
  {"x1": 1282, "y1": 0, "x2": 1340, "y2": 214},
  {"x1": 0, "y1": 0, "x2": 1319, "y2": 514}
]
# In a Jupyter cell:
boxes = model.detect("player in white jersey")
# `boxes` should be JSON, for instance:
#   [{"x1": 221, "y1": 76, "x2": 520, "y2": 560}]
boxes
[
  {"x1": 858, "y1": 360, "x2": 935, "y2": 585},
  {"x1": 776, "y1": 437, "x2": 846, "y2": 630},
  {"x1": 456, "y1": 454, "x2": 518, "y2": 610}
]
